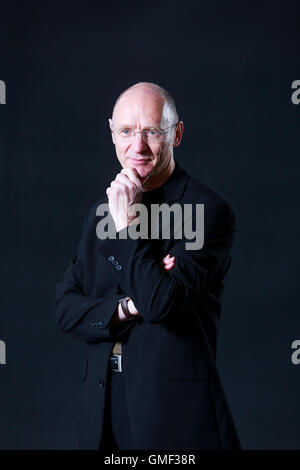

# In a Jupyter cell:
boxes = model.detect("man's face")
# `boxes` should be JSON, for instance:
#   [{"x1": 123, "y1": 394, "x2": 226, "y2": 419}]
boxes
[{"x1": 109, "y1": 88, "x2": 176, "y2": 184}]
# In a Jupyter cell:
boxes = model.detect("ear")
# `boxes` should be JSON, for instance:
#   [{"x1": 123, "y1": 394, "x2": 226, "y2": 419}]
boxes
[
  {"x1": 173, "y1": 121, "x2": 184, "y2": 148},
  {"x1": 108, "y1": 118, "x2": 115, "y2": 144}
]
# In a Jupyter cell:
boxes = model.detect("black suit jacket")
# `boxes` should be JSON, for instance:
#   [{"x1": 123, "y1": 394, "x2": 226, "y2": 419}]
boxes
[{"x1": 55, "y1": 159, "x2": 241, "y2": 450}]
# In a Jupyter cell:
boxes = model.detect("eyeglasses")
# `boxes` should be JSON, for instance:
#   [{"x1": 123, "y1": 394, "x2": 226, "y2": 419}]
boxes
[{"x1": 112, "y1": 122, "x2": 178, "y2": 143}]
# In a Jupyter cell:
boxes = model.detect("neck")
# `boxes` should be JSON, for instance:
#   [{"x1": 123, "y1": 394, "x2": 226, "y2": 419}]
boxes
[{"x1": 142, "y1": 159, "x2": 175, "y2": 192}]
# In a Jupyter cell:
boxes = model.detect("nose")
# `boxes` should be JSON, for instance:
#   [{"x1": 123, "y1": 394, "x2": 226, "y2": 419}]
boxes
[{"x1": 131, "y1": 132, "x2": 148, "y2": 153}]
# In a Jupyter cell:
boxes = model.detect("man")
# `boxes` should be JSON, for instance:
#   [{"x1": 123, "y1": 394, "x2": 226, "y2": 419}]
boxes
[{"x1": 55, "y1": 82, "x2": 241, "y2": 450}]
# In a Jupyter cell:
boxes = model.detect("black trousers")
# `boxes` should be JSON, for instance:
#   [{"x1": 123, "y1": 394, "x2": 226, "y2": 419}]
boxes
[{"x1": 98, "y1": 363, "x2": 134, "y2": 450}]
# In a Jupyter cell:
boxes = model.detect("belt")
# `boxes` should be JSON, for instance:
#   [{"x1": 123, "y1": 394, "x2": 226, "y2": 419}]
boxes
[{"x1": 110, "y1": 354, "x2": 122, "y2": 373}]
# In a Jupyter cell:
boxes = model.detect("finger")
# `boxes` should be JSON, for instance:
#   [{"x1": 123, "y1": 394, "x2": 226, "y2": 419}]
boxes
[
  {"x1": 163, "y1": 260, "x2": 175, "y2": 269},
  {"x1": 163, "y1": 263, "x2": 174, "y2": 271},
  {"x1": 121, "y1": 168, "x2": 143, "y2": 190},
  {"x1": 115, "y1": 173, "x2": 137, "y2": 192},
  {"x1": 108, "y1": 182, "x2": 130, "y2": 204},
  {"x1": 164, "y1": 261, "x2": 175, "y2": 266},
  {"x1": 163, "y1": 258, "x2": 175, "y2": 265},
  {"x1": 110, "y1": 180, "x2": 127, "y2": 191},
  {"x1": 121, "y1": 167, "x2": 140, "y2": 179},
  {"x1": 121, "y1": 170, "x2": 141, "y2": 191},
  {"x1": 163, "y1": 256, "x2": 175, "y2": 263}
]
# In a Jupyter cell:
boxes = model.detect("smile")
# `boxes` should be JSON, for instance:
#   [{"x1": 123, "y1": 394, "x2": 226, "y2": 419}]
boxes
[{"x1": 129, "y1": 158, "x2": 151, "y2": 165}]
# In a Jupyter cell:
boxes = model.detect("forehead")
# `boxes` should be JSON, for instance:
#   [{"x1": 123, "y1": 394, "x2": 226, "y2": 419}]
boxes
[{"x1": 113, "y1": 88, "x2": 170, "y2": 126}]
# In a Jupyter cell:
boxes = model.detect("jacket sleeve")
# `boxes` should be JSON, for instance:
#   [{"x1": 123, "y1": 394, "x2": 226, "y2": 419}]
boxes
[
  {"x1": 97, "y1": 201, "x2": 237, "y2": 324},
  {"x1": 54, "y1": 209, "x2": 135, "y2": 342}
]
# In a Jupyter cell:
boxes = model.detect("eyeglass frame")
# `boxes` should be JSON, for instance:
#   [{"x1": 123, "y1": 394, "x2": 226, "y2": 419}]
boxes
[{"x1": 111, "y1": 121, "x2": 180, "y2": 142}]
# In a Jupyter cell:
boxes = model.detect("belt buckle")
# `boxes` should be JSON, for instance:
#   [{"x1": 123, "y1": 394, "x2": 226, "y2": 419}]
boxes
[{"x1": 110, "y1": 354, "x2": 122, "y2": 372}]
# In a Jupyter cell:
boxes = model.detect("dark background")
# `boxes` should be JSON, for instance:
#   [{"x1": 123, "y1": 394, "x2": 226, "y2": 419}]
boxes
[{"x1": 0, "y1": 0, "x2": 299, "y2": 450}]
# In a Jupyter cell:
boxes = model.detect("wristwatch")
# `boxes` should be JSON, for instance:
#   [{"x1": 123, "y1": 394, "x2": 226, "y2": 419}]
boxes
[{"x1": 120, "y1": 296, "x2": 136, "y2": 321}]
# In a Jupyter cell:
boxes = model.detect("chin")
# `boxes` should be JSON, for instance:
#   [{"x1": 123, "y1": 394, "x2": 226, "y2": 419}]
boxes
[{"x1": 133, "y1": 166, "x2": 151, "y2": 179}]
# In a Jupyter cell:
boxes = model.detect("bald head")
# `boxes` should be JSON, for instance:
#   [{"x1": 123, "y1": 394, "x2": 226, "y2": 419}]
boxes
[{"x1": 112, "y1": 82, "x2": 179, "y2": 125}]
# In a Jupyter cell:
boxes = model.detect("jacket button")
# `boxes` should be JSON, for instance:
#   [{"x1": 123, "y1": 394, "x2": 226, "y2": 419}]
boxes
[
  {"x1": 108, "y1": 256, "x2": 114, "y2": 262},
  {"x1": 98, "y1": 321, "x2": 104, "y2": 327},
  {"x1": 112, "y1": 260, "x2": 118, "y2": 265},
  {"x1": 116, "y1": 265, "x2": 122, "y2": 270},
  {"x1": 99, "y1": 380, "x2": 106, "y2": 388},
  {"x1": 91, "y1": 321, "x2": 96, "y2": 327}
]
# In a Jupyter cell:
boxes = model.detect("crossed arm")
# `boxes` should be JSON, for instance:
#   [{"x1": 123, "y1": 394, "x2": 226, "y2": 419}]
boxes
[
  {"x1": 54, "y1": 224, "x2": 177, "y2": 343},
  {"x1": 110, "y1": 254, "x2": 176, "y2": 326}
]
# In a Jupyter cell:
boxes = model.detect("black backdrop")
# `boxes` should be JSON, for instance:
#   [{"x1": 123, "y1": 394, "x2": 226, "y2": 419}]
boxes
[{"x1": 0, "y1": 0, "x2": 299, "y2": 450}]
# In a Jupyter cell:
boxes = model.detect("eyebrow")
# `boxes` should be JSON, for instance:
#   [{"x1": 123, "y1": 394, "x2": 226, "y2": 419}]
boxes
[{"x1": 117, "y1": 124, "x2": 161, "y2": 130}]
